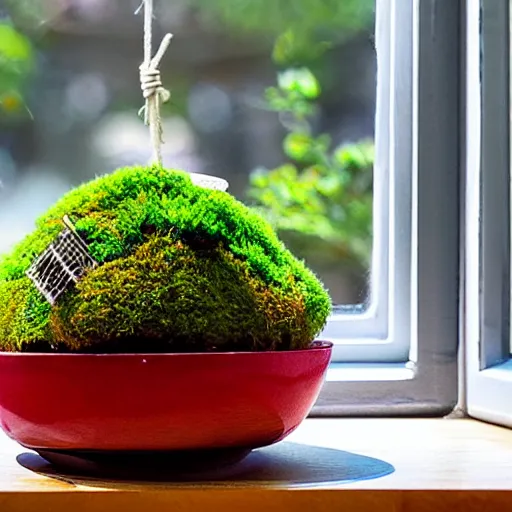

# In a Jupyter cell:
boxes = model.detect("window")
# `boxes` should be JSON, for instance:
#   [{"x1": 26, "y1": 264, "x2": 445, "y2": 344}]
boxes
[
  {"x1": 466, "y1": 0, "x2": 512, "y2": 426},
  {"x1": 321, "y1": 0, "x2": 413, "y2": 364},
  {"x1": 316, "y1": 0, "x2": 459, "y2": 415},
  {"x1": 0, "y1": 0, "x2": 459, "y2": 415}
]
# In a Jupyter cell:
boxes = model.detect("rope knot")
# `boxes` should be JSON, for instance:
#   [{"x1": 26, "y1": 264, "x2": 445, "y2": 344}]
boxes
[
  {"x1": 137, "y1": 10, "x2": 173, "y2": 164},
  {"x1": 139, "y1": 66, "x2": 170, "y2": 102},
  {"x1": 138, "y1": 63, "x2": 171, "y2": 126}
]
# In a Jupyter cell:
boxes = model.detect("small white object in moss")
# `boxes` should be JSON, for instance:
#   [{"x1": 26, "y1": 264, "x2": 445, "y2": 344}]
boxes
[{"x1": 189, "y1": 172, "x2": 229, "y2": 191}]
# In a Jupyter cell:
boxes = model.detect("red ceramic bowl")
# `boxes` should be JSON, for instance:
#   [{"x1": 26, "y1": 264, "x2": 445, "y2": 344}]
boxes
[{"x1": 0, "y1": 342, "x2": 332, "y2": 458}]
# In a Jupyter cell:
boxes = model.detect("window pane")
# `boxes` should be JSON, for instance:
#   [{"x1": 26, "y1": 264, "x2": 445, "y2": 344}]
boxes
[
  {"x1": 466, "y1": 0, "x2": 512, "y2": 427},
  {"x1": 0, "y1": 0, "x2": 375, "y2": 306},
  {"x1": 477, "y1": 0, "x2": 511, "y2": 368},
  {"x1": 510, "y1": 0, "x2": 512, "y2": 357}
]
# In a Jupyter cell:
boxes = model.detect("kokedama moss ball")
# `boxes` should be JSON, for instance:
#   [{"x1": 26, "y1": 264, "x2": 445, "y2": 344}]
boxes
[{"x1": 0, "y1": 166, "x2": 331, "y2": 353}]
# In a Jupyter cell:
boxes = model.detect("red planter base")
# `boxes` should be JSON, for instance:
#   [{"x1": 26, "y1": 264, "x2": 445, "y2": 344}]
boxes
[{"x1": 0, "y1": 341, "x2": 332, "y2": 457}]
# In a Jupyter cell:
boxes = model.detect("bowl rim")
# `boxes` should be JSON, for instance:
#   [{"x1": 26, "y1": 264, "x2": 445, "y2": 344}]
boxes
[{"x1": 0, "y1": 340, "x2": 333, "y2": 357}]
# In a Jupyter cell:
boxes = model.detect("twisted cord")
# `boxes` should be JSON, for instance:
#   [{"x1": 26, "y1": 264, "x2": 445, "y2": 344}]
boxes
[{"x1": 138, "y1": 0, "x2": 173, "y2": 164}]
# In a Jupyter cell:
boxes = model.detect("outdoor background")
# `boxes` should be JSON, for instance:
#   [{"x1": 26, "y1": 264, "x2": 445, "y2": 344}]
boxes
[{"x1": 0, "y1": 0, "x2": 376, "y2": 305}]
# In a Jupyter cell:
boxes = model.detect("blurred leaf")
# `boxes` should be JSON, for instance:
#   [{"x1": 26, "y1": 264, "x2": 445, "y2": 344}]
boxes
[
  {"x1": 316, "y1": 173, "x2": 340, "y2": 196},
  {"x1": 277, "y1": 68, "x2": 320, "y2": 99},
  {"x1": 264, "y1": 86, "x2": 315, "y2": 118},
  {"x1": 0, "y1": 22, "x2": 34, "y2": 112},
  {"x1": 272, "y1": 29, "x2": 333, "y2": 65},
  {"x1": 283, "y1": 132, "x2": 332, "y2": 165},
  {"x1": 190, "y1": 0, "x2": 374, "y2": 39},
  {"x1": 283, "y1": 133, "x2": 312, "y2": 161},
  {"x1": 334, "y1": 141, "x2": 374, "y2": 171},
  {"x1": 0, "y1": 24, "x2": 32, "y2": 62}
]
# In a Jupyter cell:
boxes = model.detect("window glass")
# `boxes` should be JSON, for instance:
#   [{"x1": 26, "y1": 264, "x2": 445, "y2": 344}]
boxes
[{"x1": 0, "y1": 0, "x2": 375, "y2": 306}]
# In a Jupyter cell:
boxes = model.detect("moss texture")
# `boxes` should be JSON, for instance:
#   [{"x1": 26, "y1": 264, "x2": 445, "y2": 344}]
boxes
[{"x1": 0, "y1": 165, "x2": 331, "y2": 353}]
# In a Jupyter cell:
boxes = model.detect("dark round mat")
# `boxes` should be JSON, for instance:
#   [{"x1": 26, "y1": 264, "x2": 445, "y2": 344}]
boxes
[{"x1": 17, "y1": 442, "x2": 395, "y2": 488}]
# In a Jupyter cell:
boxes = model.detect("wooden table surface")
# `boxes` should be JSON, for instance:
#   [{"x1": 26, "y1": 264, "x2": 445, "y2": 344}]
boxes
[{"x1": 1, "y1": 418, "x2": 512, "y2": 511}]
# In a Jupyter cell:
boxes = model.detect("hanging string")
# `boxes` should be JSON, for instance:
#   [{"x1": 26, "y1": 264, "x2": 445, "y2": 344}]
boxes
[
  {"x1": 136, "y1": 0, "x2": 229, "y2": 192},
  {"x1": 138, "y1": 0, "x2": 173, "y2": 165}
]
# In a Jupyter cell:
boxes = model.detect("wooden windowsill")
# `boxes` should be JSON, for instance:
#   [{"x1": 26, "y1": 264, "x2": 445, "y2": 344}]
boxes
[{"x1": 1, "y1": 418, "x2": 512, "y2": 511}]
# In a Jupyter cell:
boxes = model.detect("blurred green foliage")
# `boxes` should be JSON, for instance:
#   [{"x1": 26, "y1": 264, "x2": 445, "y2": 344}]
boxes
[
  {"x1": 192, "y1": 0, "x2": 373, "y2": 35},
  {"x1": 195, "y1": 0, "x2": 375, "y2": 275},
  {"x1": 0, "y1": 22, "x2": 34, "y2": 117},
  {"x1": 248, "y1": 67, "x2": 374, "y2": 271},
  {"x1": 192, "y1": 0, "x2": 373, "y2": 65}
]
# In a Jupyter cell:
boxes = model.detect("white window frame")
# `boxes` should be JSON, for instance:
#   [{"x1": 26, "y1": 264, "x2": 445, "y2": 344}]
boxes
[
  {"x1": 465, "y1": 0, "x2": 512, "y2": 426},
  {"x1": 314, "y1": 0, "x2": 460, "y2": 415},
  {"x1": 322, "y1": 0, "x2": 412, "y2": 364}
]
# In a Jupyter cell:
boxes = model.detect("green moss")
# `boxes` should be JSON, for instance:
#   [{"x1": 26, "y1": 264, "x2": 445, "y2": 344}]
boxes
[
  {"x1": 50, "y1": 236, "x2": 312, "y2": 352},
  {"x1": 0, "y1": 277, "x2": 54, "y2": 351},
  {"x1": 0, "y1": 165, "x2": 331, "y2": 353}
]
